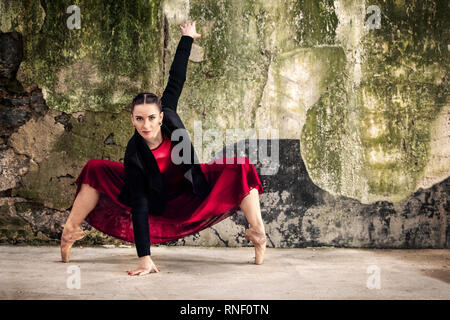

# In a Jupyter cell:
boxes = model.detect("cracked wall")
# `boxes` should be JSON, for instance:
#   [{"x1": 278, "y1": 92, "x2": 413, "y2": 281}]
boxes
[{"x1": 0, "y1": 0, "x2": 448, "y2": 248}]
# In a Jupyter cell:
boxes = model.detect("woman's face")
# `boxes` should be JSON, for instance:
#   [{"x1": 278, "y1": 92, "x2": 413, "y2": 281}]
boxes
[{"x1": 130, "y1": 103, "x2": 164, "y2": 142}]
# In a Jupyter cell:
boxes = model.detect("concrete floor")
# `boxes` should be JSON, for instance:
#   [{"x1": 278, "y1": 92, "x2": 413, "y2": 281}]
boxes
[{"x1": 0, "y1": 245, "x2": 449, "y2": 300}]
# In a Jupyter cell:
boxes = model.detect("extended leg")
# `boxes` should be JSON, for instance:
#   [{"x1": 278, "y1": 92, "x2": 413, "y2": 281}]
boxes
[
  {"x1": 240, "y1": 187, "x2": 267, "y2": 264},
  {"x1": 240, "y1": 187, "x2": 265, "y2": 234},
  {"x1": 65, "y1": 183, "x2": 100, "y2": 229},
  {"x1": 61, "y1": 183, "x2": 100, "y2": 262}
]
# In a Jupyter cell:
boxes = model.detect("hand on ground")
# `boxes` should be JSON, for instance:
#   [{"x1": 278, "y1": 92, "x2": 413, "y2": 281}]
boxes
[{"x1": 126, "y1": 257, "x2": 160, "y2": 276}]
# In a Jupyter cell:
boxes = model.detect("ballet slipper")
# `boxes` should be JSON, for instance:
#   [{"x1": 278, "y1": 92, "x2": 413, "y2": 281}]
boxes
[
  {"x1": 60, "y1": 225, "x2": 87, "y2": 263},
  {"x1": 244, "y1": 227, "x2": 267, "y2": 265}
]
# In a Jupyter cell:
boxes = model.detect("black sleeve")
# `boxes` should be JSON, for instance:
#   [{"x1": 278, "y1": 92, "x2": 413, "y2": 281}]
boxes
[
  {"x1": 124, "y1": 161, "x2": 151, "y2": 257},
  {"x1": 131, "y1": 201, "x2": 151, "y2": 257},
  {"x1": 161, "y1": 35, "x2": 194, "y2": 113}
]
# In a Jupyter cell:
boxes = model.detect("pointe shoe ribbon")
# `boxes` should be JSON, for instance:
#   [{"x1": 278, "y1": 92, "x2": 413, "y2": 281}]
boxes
[
  {"x1": 244, "y1": 227, "x2": 267, "y2": 265},
  {"x1": 60, "y1": 227, "x2": 87, "y2": 263}
]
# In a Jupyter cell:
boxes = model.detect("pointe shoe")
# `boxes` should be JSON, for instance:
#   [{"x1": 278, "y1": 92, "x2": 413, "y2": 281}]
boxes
[
  {"x1": 60, "y1": 226, "x2": 87, "y2": 263},
  {"x1": 244, "y1": 227, "x2": 267, "y2": 265}
]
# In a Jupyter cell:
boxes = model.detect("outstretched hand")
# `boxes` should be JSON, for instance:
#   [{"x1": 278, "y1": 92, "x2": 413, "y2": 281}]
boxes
[{"x1": 180, "y1": 20, "x2": 202, "y2": 39}]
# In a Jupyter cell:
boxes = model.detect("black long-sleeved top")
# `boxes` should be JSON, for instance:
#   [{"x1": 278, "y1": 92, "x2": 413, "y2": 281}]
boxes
[{"x1": 131, "y1": 35, "x2": 194, "y2": 257}]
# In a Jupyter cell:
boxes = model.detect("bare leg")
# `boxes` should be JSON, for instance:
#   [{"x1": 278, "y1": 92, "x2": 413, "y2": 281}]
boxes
[
  {"x1": 65, "y1": 183, "x2": 100, "y2": 229},
  {"x1": 240, "y1": 187, "x2": 267, "y2": 264},
  {"x1": 240, "y1": 188, "x2": 265, "y2": 234},
  {"x1": 61, "y1": 183, "x2": 100, "y2": 262}
]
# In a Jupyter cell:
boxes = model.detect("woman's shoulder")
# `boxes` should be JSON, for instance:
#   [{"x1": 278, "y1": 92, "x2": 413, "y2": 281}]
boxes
[{"x1": 124, "y1": 135, "x2": 137, "y2": 155}]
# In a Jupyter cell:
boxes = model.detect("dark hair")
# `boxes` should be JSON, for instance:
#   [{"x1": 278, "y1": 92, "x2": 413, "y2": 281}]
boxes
[{"x1": 131, "y1": 92, "x2": 162, "y2": 114}]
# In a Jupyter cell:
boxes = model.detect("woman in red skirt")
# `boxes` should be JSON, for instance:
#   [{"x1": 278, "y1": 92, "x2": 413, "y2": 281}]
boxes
[{"x1": 60, "y1": 21, "x2": 267, "y2": 276}]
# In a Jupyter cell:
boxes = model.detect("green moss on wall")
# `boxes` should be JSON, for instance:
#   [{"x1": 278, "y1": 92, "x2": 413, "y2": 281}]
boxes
[
  {"x1": 301, "y1": 71, "x2": 348, "y2": 193},
  {"x1": 0, "y1": 0, "x2": 45, "y2": 35},
  {"x1": 292, "y1": 0, "x2": 338, "y2": 46},
  {"x1": 301, "y1": 0, "x2": 448, "y2": 203},
  {"x1": 177, "y1": 0, "x2": 272, "y2": 152},
  {"x1": 17, "y1": 0, "x2": 163, "y2": 113},
  {"x1": 360, "y1": 0, "x2": 448, "y2": 199},
  {"x1": 6, "y1": 0, "x2": 449, "y2": 209}
]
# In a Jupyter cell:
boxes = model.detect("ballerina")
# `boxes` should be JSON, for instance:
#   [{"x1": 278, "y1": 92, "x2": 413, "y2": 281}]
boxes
[{"x1": 60, "y1": 21, "x2": 267, "y2": 276}]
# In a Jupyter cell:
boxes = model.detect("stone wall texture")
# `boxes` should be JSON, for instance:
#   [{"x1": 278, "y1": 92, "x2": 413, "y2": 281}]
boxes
[{"x1": 0, "y1": 0, "x2": 448, "y2": 248}]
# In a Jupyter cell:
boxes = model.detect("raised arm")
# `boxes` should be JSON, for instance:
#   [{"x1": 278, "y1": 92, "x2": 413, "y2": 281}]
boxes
[{"x1": 161, "y1": 21, "x2": 202, "y2": 113}]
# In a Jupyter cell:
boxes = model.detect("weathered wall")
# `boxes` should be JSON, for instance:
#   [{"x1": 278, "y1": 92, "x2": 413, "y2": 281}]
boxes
[{"x1": 0, "y1": 0, "x2": 448, "y2": 248}]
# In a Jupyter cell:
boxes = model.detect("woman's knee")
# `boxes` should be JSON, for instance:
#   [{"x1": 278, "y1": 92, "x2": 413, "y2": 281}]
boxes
[
  {"x1": 85, "y1": 159, "x2": 104, "y2": 172},
  {"x1": 81, "y1": 182, "x2": 99, "y2": 194}
]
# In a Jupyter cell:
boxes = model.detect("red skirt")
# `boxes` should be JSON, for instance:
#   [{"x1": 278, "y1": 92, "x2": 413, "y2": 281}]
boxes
[{"x1": 73, "y1": 157, "x2": 264, "y2": 245}]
